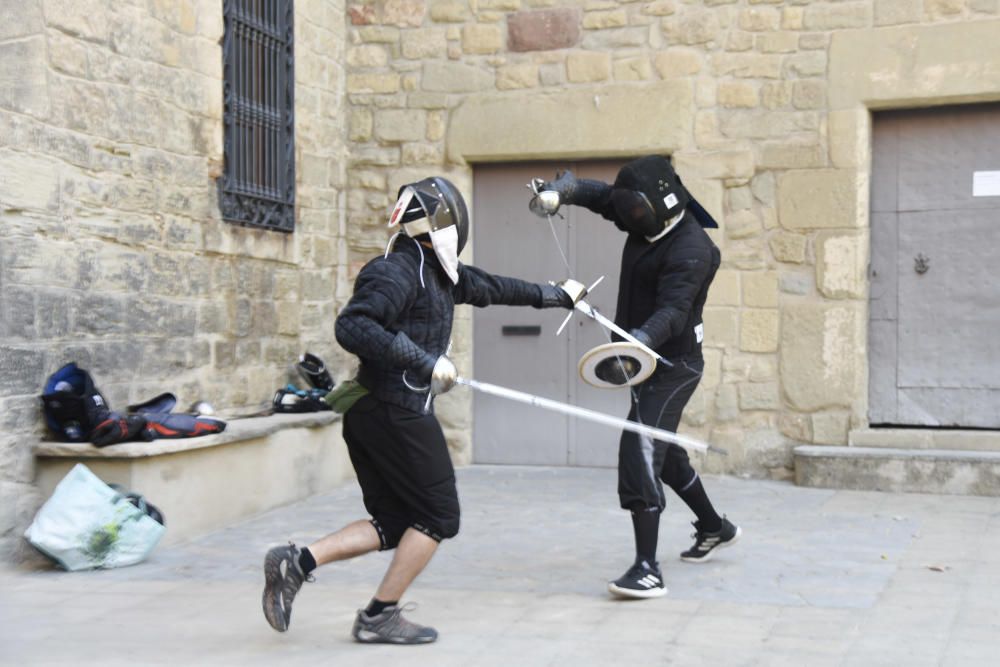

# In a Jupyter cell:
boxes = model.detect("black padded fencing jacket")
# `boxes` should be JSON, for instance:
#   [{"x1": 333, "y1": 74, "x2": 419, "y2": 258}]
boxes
[
  {"x1": 611, "y1": 212, "x2": 721, "y2": 360},
  {"x1": 335, "y1": 239, "x2": 558, "y2": 413}
]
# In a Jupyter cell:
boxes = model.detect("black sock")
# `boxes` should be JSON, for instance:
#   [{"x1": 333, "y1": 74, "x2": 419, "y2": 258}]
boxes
[
  {"x1": 676, "y1": 475, "x2": 723, "y2": 533},
  {"x1": 299, "y1": 547, "x2": 317, "y2": 575},
  {"x1": 631, "y1": 507, "x2": 660, "y2": 567},
  {"x1": 365, "y1": 598, "x2": 398, "y2": 617}
]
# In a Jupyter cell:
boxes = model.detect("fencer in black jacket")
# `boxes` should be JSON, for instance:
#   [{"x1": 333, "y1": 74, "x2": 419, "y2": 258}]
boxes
[
  {"x1": 262, "y1": 176, "x2": 572, "y2": 645},
  {"x1": 539, "y1": 156, "x2": 741, "y2": 600}
]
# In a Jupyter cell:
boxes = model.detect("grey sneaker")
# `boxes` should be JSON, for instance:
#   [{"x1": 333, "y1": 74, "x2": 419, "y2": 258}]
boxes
[
  {"x1": 262, "y1": 542, "x2": 312, "y2": 632},
  {"x1": 352, "y1": 603, "x2": 438, "y2": 644}
]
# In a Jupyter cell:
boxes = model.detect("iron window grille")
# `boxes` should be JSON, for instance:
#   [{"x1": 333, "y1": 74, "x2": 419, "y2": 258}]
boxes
[{"x1": 220, "y1": 0, "x2": 295, "y2": 232}]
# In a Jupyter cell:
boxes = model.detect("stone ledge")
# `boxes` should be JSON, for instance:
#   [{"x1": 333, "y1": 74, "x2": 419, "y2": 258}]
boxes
[
  {"x1": 849, "y1": 428, "x2": 1000, "y2": 452},
  {"x1": 794, "y1": 445, "x2": 1000, "y2": 497},
  {"x1": 34, "y1": 412, "x2": 340, "y2": 459},
  {"x1": 33, "y1": 412, "x2": 352, "y2": 545}
]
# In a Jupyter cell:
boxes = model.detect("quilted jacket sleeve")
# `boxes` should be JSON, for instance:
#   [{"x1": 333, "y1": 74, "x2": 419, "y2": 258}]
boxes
[
  {"x1": 634, "y1": 241, "x2": 715, "y2": 349},
  {"x1": 335, "y1": 255, "x2": 433, "y2": 372},
  {"x1": 452, "y1": 264, "x2": 547, "y2": 308}
]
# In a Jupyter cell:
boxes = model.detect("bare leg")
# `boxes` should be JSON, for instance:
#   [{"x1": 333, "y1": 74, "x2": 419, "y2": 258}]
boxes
[
  {"x1": 308, "y1": 519, "x2": 381, "y2": 567},
  {"x1": 374, "y1": 527, "x2": 438, "y2": 602}
]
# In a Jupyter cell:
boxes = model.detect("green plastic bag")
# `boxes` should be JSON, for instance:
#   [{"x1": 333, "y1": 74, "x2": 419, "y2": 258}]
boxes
[{"x1": 325, "y1": 379, "x2": 369, "y2": 414}]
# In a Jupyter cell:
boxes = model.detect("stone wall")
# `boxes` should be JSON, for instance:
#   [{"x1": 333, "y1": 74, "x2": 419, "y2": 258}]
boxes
[
  {"x1": 339, "y1": 0, "x2": 1000, "y2": 476},
  {"x1": 0, "y1": 0, "x2": 348, "y2": 561}
]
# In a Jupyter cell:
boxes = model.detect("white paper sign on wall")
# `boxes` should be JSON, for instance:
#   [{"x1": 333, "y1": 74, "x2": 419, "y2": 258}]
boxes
[{"x1": 973, "y1": 171, "x2": 1000, "y2": 197}]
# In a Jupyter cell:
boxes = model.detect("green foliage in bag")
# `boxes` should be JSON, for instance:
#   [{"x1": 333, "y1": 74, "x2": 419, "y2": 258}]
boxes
[{"x1": 324, "y1": 379, "x2": 369, "y2": 414}]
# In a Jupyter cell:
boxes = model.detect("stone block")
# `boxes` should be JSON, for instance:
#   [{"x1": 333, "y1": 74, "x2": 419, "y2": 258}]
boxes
[
  {"x1": 430, "y1": 0, "x2": 470, "y2": 22},
  {"x1": 874, "y1": 0, "x2": 922, "y2": 25},
  {"x1": 778, "y1": 411, "x2": 811, "y2": 442},
  {"x1": 718, "y1": 81, "x2": 758, "y2": 109},
  {"x1": 702, "y1": 307, "x2": 738, "y2": 349},
  {"x1": 792, "y1": 80, "x2": 826, "y2": 110},
  {"x1": 816, "y1": 231, "x2": 867, "y2": 300},
  {"x1": 673, "y1": 150, "x2": 754, "y2": 181},
  {"x1": 357, "y1": 26, "x2": 400, "y2": 43},
  {"x1": 779, "y1": 271, "x2": 813, "y2": 295},
  {"x1": 760, "y1": 82, "x2": 792, "y2": 110},
  {"x1": 829, "y1": 21, "x2": 1000, "y2": 111},
  {"x1": 756, "y1": 32, "x2": 798, "y2": 54},
  {"x1": 462, "y1": 24, "x2": 503, "y2": 54},
  {"x1": 422, "y1": 61, "x2": 494, "y2": 92},
  {"x1": 382, "y1": 0, "x2": 426, "y2": 27},
  {"x1": 349, "y1": 108, "x2": 373, "y2": 142},
  {"x1": 711, "y1": 53, "x2": 783, "y2": 78},
  {"x1": 43, "y1": 0, "x2": 109, "y2": 41},
  {"x1": 583, "y1": 9, "x2": 627, "y2": 29},
  {"x1": 347, "y1": 44, "x2": 389, "y2": 68},
  {"x1": 0, "y1": 37, "x2": 50, "y2": 118},
  {"x1": 496, "y1": 63, "x2": 539, "y2": 90},
  {"x1": 642, "y1": 1, "x2": 677, "y2": 17},
  {"x1": 715, "y1": 383, "x2": 740, "y2": 421},
  {"x1": 374, "y1": 109, "x2": 427, "y2": 143},
  {"x1": 784, "y1": 52, "x2": 827, "y2": 77},
  {"x1": 706, "y1": 269, "x2": 740, "y2": 306},
  {"x1": 739, "y1": 7, "x2": 780, "y2": 31},
  {"x1": 740, "y1": 309, "x2": 779, "y2": 353},
  {"x1": 508, "y1": 8, "x2": 582, "y2": 52},
  {"x1": 759, "y1": 141, "x2": 826, "y2": 170},
  {"x1": 0, "y1": 346, "x2": 45, "y2": 395},
  {"x1": 401, "y1": 143, "x2": 442, "y2": 164},
  {"x1": 799, "y1": 33, "x2": 829, "y2": 51},
  {"x1": 567, "y1": 51, "x2": 611, "y2": 82},
  {"x1": 0, "y1": 287, "x2": 34, "y2": 338},
  {"x1": 739, "y1": 382, "x2": 780, "y2": 411},
  {"x1": 780, "y1": 303, "x2": 859, "y2": 410},
  {"x1": 447, "y1": 81, "x2": 693, "y2": 162},
  {"x1": 743, "y1": 271, "x2": 778, "y2": 308},
  {"x1": 725, "y1": 31, "x2": 753, "y2": 52},
  {"x1": 926, "y1": 0, "x2": 965, "y2": 17},
  {"x1": 726, "y1": 210, "x2": 761, "y2": 240},
  {"x1": 0, "y1": 2, "x2": 44, "y2": 40},
  {"x1": 613, "y1": 57, "x2": 652, "y2": 81},
  {"x1": 721, "y1": 110, "x2": 820, "y2": 140},
  {"x1": 653, "y1": 48, "x2": 703, "y2": 78},
  {"x1": 662, "y1": 9, "x2": 721, "y2": 46},
  {"x1": 803, "y1": 3, "x2": 870, "y2": 30},
  {"x1": 828, "y1": 108, "x2": 868, "y2": 169},
  {"x1": 347, "y1": 73, "x2": 401, "y2": 94},
  {"x1": 778, "y1": 169, "x2": 861, "y2": 230},
  {"x1": 812, "y1": 412, "x2": 849, "y2": 445},
  {"x1": 769, "y1": 231, "x2": 808, "y2": 264},
  {"x1": 727, "y1": 186, "x2": 753, "y2": 211},
  {"x1": 970, "y1": 0, "x2": 1000, "y2": 13}
]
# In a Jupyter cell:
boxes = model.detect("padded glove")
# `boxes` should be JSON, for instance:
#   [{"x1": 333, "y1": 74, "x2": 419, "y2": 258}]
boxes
[{"x1": 90, "y1": 413, "x2": 148, "y2": 447}]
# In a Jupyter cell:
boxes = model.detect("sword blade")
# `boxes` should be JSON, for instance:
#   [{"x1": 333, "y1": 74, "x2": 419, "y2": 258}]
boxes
[{"x1": 456, "y1": 376, "x2": 725, "y2": 456}]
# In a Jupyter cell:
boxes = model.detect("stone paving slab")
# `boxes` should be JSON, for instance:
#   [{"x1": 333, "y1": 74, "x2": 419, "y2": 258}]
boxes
[{"x1": 1, "y1": 465, "x2": 999, "y2": 666}]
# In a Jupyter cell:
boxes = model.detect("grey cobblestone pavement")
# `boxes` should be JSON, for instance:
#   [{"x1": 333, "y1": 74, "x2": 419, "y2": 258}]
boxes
[{"x1": 2, "y1": 465, "x2": 999, "y2": 666}]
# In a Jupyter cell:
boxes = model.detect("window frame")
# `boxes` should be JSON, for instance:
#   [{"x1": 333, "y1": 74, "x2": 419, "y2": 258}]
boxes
[{"x1": 219, "y1": 0, "x2": 295, "y2": 232}]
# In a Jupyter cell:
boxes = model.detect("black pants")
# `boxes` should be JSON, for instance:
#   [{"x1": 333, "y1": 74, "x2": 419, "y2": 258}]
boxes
[
  {"x1": 617, "y1": 357, "x2": 704, "y2": 511},
  {"x1": 342, "y1": 394, "x2": 460, "y2": 549}
]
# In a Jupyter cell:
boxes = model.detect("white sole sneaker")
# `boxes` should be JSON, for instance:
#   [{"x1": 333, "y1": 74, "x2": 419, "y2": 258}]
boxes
[
  {"x1": 680, "y1": 525, "x2": 742, "y2": 563},
  {"x1": 607, "y1": 581, "x2": 668, "y2": 599}
]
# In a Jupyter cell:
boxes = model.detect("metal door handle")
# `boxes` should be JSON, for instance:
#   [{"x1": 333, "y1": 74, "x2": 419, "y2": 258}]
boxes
[{"x1": 914, "y1": 253, "x2": 930, "y2": 275}]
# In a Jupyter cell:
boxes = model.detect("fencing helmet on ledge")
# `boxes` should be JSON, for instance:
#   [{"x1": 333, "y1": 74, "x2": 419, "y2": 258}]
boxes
[{"x1": 388, "y1": 176, "x2": 470, "y2": 284}]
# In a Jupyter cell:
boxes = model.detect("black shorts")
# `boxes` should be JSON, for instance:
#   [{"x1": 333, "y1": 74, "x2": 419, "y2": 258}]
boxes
[
  {"x1": 342, "y1": 394, "x2": 460, "y2": 548},
  {"x1": 617, "y1": 357, "x2": 704, "y2": 511}
]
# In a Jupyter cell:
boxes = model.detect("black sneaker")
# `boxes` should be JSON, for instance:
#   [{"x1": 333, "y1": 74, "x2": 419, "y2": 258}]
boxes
[
  {"x1": 680, "y1": 517, "x2": 741, "y2": 563},
  {"x1": 262, "y1": 542, "x2": 313, "y2": 632},
  {"x1": 352, "y1": 603, "x2": 438, "y2": 644},
  {"x1": 607, "y1": 560, "x2": 667, "y2": 599}
]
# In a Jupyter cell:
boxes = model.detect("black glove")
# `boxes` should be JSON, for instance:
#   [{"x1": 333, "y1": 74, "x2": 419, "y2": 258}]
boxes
[
  {"x1": 539, "y1": 284, "x2": 575, "y2": 309},
  {"x1": 629, "y1": 328, "x2": 653, "y2": 348},
  {"x1": 91, "y1": 413, "x2": 148, "y2": 447},
  {"x1": 543, "y1": 170, "x2": 580, "y2": 201}
]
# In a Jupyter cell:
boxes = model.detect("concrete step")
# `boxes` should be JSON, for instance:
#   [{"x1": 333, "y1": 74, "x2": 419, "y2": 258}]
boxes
[{"x1": 794, "y1": 445, "x2": 1000, "y2": 497}]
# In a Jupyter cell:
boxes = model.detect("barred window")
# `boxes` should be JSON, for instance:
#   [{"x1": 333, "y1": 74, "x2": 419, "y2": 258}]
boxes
[{"x1": 219, "y1": 0, "x2": 295, "y2": 232}]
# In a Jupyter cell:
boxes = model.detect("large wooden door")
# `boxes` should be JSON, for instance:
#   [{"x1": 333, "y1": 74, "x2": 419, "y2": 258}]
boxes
[
  {"x1": 869, "y1": 104, "x2": 1000, "y2": 427},
  {"x1": 472, "y1": 160, "x2": 629, "y2": 465}
]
